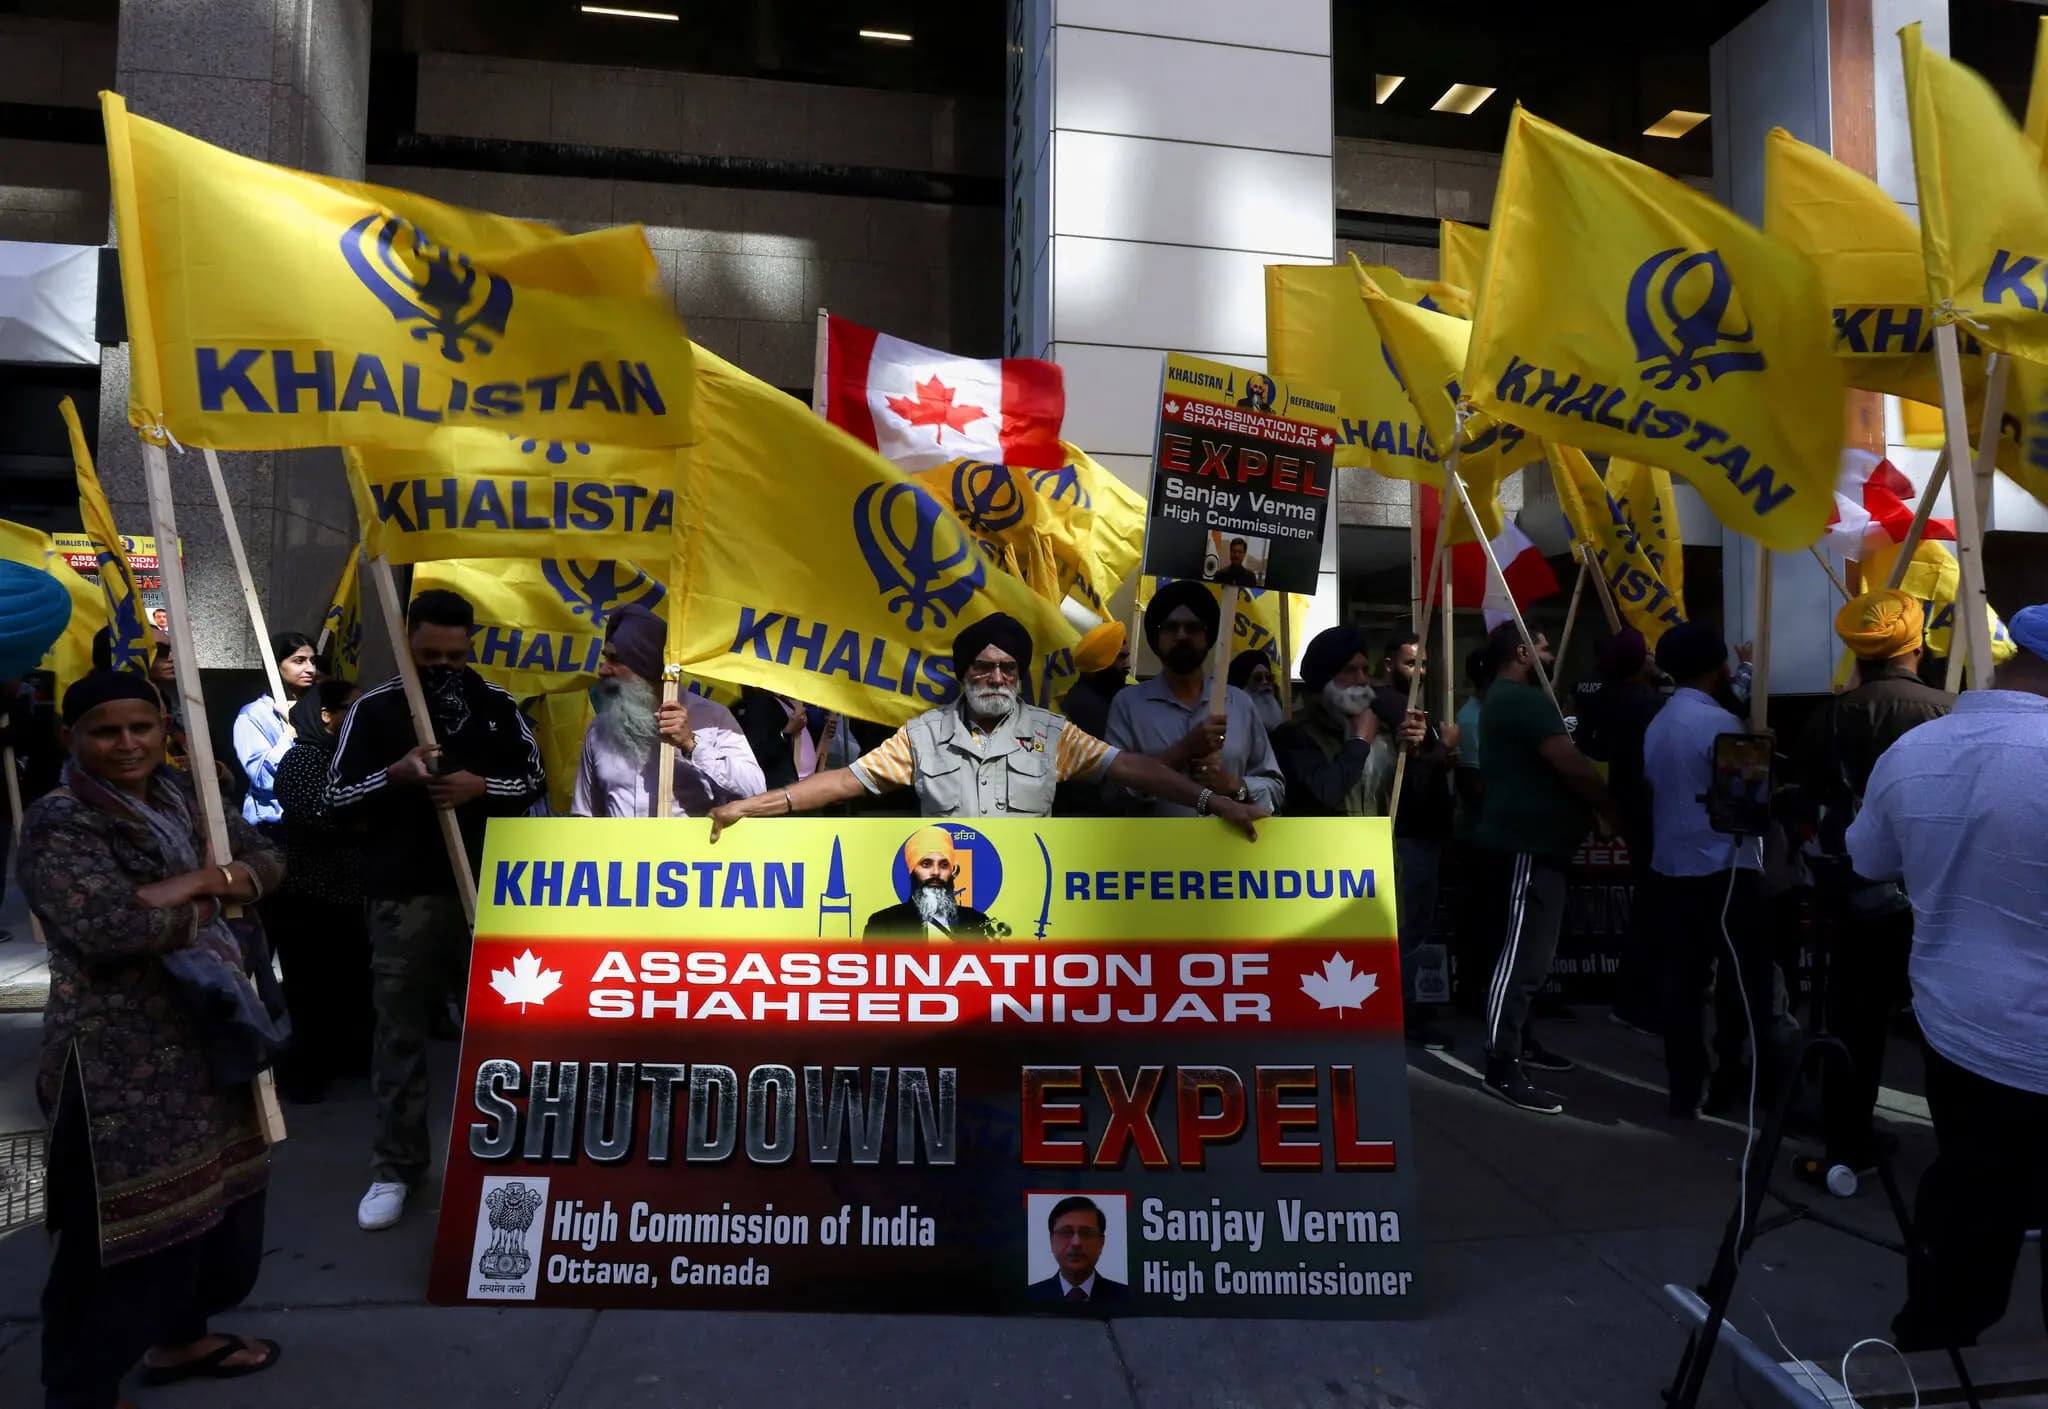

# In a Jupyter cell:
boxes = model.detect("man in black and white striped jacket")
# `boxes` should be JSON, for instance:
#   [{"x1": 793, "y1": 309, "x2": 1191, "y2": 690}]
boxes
[{"x1": 326, "y1": 587, "x2": 544, "y2": 1233}]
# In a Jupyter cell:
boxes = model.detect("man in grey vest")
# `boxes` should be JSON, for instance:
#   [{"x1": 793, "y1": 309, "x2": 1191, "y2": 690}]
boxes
[{"x1": 707, "y1": 613, "x2": 1266, "y2": 837}]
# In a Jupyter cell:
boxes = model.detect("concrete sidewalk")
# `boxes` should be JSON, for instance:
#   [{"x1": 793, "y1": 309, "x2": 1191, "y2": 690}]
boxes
[{"x1": 0, "y1": 878, "x2": 2038, "y2": 1408}]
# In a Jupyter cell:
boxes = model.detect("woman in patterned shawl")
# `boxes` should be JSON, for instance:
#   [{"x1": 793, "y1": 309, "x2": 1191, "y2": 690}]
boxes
[{"x1": 17, "y1": 671, "x2": 287, "y2": 1406}]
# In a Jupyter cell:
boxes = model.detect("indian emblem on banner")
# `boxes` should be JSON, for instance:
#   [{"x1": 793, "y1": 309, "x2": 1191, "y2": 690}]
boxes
[
  {"x1": 341, "y1": 213, "x2": 513, "y2": 363},
  {"x1": 540, "y1": 559, "x2": 664, "y2": 627},
  {"x1": 1627, "y1": 248, "x2": 1765, "y2": 391},
  {"x1": 467, "y1": 1175, "x2": 548, "y2": 1300},
  {"x1": 951, "y1": 460, "x2": 1028, "y2": 533},
  {"x1": 852, "y1": 481, "x2": 985, "y2": 633}
]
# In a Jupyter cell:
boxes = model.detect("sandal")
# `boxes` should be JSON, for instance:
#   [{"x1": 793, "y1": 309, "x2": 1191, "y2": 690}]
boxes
[{"x1": 139, "y1": 1335, "x2": 282, "y2": 1385}]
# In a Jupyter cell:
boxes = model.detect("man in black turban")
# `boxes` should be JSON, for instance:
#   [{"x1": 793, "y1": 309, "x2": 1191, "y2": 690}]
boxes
[{"x1": 708, "y1": 611, "x2": 1268, "y2": 839}]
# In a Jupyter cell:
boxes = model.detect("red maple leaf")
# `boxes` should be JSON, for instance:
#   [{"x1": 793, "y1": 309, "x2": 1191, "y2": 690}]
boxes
[{"x1": 885, "y1": 375, "x2": 987, "y2": 442}]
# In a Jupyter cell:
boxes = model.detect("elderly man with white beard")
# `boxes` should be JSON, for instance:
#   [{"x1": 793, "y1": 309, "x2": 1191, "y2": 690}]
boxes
[
  {"x1": 707, "y1": 613, "x2": 1268, "y2": 838},
  {"x1": 571, "y1": 603, "x2": 765, "y2": 818}
]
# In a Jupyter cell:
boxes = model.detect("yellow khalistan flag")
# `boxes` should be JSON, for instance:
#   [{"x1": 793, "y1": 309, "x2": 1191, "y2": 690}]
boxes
[
  {"x1": 915, "y1": 458, "x2": 1071, "y2": 605},
  {"x1": 60, "y1": 395, "x2": 150, "y2": 674},
  {"x1": 666, "y1": 347, "x2": 1082, "y2": 726},
  {"x1": 1607, "y1": 458, "x2": 1684, "y2": 606},
  {"x1": 1137, "y1": 578, "x2": 1308, "y2": 677},
  {"x1": 344, "y1": 432, "x2": 678, "y2": 564},
  {"x1": 522, "y1": 691, "x2": 593, "y2": 815},
  {"x1": 1028, "y1": 441, "x2": 1146, "y2": 618},
  {"x1": 319, "y1": 548, "x2": 363, "y2": 685},
  {"x1": 1549, "y1": 444, "x2": 1686, "y2": 644},
  {"x1": 0, "y1": 518, "x2": 106, "y2": 694},
  {"x1": 412, "y1": 556, "x2": 668, "y2": 698},
  {"x1": 1904, "y1": 24, "x2": 2048, "y2": 367},
  {"x1": 1441, "y1": 220, "x2": 1489, "y2": 298},
  {"x1": 102, "y1": 92, "x2": 694, "y2": 451},
  {"x1": 1861, "y1": 538, "x2": 2017, "y2": 665},
  {"x1": 1268, "y1": 262, "x2": 1463, "y2": 484},
  {"x1": 1468, "y1": 106, "x2": 1844, "y2": 550}
]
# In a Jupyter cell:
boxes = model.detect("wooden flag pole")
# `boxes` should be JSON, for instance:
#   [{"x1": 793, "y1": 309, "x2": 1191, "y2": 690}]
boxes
[
  {"x1": 1582, "y1": 542, "x2": 1623, "y2": 633},
  {"x1": 1749, "y1": 547, "x2": 1773, "y2": 733},
  {"x1": 315, "y1": 543, "x2": 358, "y2": 655},
  {"x1": 1809, "y1": 546, "x2": 1851, "y2": 601},
  {"x1": 1948, "y1": 349, "x2": 2010, "y2": 691},
  {"x1": 1438, "y1": 548, "x2": 1454, "y2": 725},
  {"x1": 1407, "y1": 480, "x2": 1424, "y2": 627},
  {"x1": 1390, "y1": 454, "x2": 1463, "y2": 817},
  {"x1": 140, "y1": 439, "x2": 286, "y2": 1145},
  {"x1": 200, "y1": 449, "x2": 288, "y2": 712},
  {"x1": 1450, "y1": 466, "x2": 1562, "y2": 718},
  {"x1": 1553, "y1": 553, "x2": 1592, "y2": 673},
  {"x1": 1276, "y1": 593, "x2": 1293, "y2": 714},
  {"x1": 1, "y1": 721, "x2": 46, "y2": 944},
  {"x1": 1933, "y1": 324, "x2": 1998, "y2": 690},
  {"x1": 1210, "y1": 587, "x2": 1239, "y2": 718},
  {"x1": 1887, "y1": 447, "x2": 1951, "y2": 589},
  {"x1": 365, "y1": 554, "x2": 478, "y2": 922}
]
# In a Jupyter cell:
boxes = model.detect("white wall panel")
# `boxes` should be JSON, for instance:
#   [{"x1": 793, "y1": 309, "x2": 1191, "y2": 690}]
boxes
[
  {"x1": 1051, "y1": 236, "x2": 1275, "y2": 360},
  {"x1": 1052, "y1": 130, "x2": 1331, "y2": 256},
  {"x1": 1053, "y1": 0, "x2": 1330, "y2": 55},
  {"x1": 1053, "y1": 28, "x2": 1330, "y2": 157}
]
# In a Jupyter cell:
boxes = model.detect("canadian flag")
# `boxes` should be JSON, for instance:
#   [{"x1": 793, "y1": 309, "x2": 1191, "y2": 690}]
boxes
[
  {"x1": 819, "y1": 313, "x2": 1065, "y2": 471},
  {"x1": 1825, "y1": 449, "x2": 1953, "y2": 562},
  {"x1": 1418, "y1": 486, "x2": 1562, "y2": 629}
]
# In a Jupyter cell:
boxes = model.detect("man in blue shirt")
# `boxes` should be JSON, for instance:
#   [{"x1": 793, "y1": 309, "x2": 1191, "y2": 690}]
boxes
[
  {"x1": 1849, "y1": 604, "x2": 2048, "y2": 1351},
  {"x1": 1642, "y1": 622, "x2": 1773, "y2": 1119}
]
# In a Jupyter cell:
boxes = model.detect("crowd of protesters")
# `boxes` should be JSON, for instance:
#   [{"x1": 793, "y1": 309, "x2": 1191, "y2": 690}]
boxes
[{"x1": 5, "y1": 574, "x2": 2048, "y2": 1401}]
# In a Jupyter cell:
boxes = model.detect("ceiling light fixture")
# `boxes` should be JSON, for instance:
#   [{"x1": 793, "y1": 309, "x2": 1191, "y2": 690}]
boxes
[
  {"x1": 1431, "y1": 83, "x2": 1497, "y2": 115},
  {"x1": 859, "y1": 28, "x2": 914, "y2": 43},
  {"x1": 579, "y1": 5, "x2": 680, "y2": 19},
  {"x1": 1375, "y1": 74, "x2": 1404, "y2": 104},
  {"x1": 1644, "y1": 108, "x2": 1710, "y2": 138}
]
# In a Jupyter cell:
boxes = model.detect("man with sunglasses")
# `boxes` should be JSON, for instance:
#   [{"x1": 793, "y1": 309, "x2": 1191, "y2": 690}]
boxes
[{"x1": 707, "y1": 613, "x2": 1266, "y2": 839}]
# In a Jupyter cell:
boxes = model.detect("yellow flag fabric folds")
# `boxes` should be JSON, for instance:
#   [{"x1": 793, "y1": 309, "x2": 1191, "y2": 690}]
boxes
[
  {"x1": 1762, "y1": 127, "x2": 1993, "y2": 407},
  {"x1": 320, "y1": 549, "x2": 363, "y2": 685},
  {"x1": 1029, "y1": 442, "x2": 1146, "y2": 617},
  {"x1": 412, "y1": 556, "x2": 667, "y2": 698},
  {"x1": 667, "y1": 347, "x2": 1082, "y2": 726},
  {"x1": 1441, "y1": 220, "x2": 1488, "y2": 297},
  {"x1": 1861, "y1": 538, "x2": 2016, "y2": 664},
  {"x1": 1138, "y1": 579, "x2": 1307, "y2": 676},
  {"x1": 0, "y1": 519, "x2": 105, "y2": 693},
  {"x1": 60, "y1": 395, "x2": 149, "y2": 673},
  {"x1": 344, "y1": 433, "x2": 679, "y2": 564},
  {"x1": 521, "y1": 691, "x2": 593, "y2": 815},
  {"x1": 1904, "y1": 24, "x2": 2048, "y2": 367},
  {"x1": 1267, "y1": 263, "x2": 1448, "y2": 485},
  {"x1": 914, "y1": 459, "x2": 1072, "y2": 604},
  {"x1": 1549, "y1": 444, "x2": 1686, "y2": 644},
  {"x1": 1608, "y1": 459, "x2": 1684, "y2": 606},
  {"x1": 1468, "y1": 107, "x2": 1844, "y2": 550},
  {"x1": 102, "y1": 92, "x2": 694, "y2": 451}
]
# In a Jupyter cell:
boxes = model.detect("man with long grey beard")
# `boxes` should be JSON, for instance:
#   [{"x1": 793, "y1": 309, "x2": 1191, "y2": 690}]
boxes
[
  {"x1": 571, "y1": 603, "x2": 764, "y2": 818},
  {"x1": 864, "y1": 826, "x2": 1007, "y2": 941},
  {"x1": 707, "y1": 613, "x2": 1267, "y2": 837}
]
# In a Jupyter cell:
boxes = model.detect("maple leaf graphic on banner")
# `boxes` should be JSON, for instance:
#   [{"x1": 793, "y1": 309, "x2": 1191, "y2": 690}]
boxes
[
  {"x1": 1300, "y1": 953, "x2": 1377, "y2": 1014},
  {"x1": 886, "y1": 375, "x2": 987, "y2": 443},
  {"x1": 490, "y1": 949, "x2": 563, "y2": 1012}
]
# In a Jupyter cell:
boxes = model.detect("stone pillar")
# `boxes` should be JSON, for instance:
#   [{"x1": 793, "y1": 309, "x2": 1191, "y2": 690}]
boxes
[
  {"x1": 1006, "y1": 0, "x2": 1337, "y2": 665},
  {"x1": 102, "y1": 0, "x2": 369, "y2": 670},
  {"x1": 1708, "y1": 0, "x2": 1946, "y2": 695}
]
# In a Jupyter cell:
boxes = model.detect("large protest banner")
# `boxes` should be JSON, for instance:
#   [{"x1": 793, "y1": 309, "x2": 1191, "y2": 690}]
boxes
[
  {"x1": 429, "y1": 817, "x2": 1421, "y2": 1318},
  {"x1": 1142, "y1": 354, "x2": 1337, "y2": 596},
  {"x1": 53, "y1": 532, "x2": 166, "y2": 622}
]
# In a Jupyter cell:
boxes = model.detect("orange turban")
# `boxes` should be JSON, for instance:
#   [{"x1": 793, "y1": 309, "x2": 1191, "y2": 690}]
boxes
[
  {"x1": 1835, "y1": 589, "x2": 1924, "y2": 660},
  {"x1": 1074, "y1": 621, "x2": 1126, "y2": 674},
  {"x1": 902, "y1": 826, "x2": 955, "y2": 870}
]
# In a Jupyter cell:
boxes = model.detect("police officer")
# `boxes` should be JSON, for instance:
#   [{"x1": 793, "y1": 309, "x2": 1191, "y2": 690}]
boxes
[{"x1": 707, "y1": 613, "x2": 1266, "y2": 838}]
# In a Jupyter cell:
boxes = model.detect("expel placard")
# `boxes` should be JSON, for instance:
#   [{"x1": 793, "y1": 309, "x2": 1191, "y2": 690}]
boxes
[
  {"x1": 53, "y1": 531, "x2": 166, "y2": 619},
  {"x1": 1141, "y1": 353, "x2": 1338, "y2": 596},
  {"x1": 428, "y1": 817, "x2": 1421, "y2": 1318}
]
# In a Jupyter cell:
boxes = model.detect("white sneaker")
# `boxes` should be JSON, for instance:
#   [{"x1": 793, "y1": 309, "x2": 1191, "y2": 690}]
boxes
[{"x1": 357, "y1": 1181, "x2": 407, "y2": 1231}]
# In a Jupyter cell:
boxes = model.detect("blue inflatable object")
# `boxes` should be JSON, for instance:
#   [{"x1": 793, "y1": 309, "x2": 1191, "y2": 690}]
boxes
[{"x1": 0, "y1": 558, "x2": 73, "y2": 679}]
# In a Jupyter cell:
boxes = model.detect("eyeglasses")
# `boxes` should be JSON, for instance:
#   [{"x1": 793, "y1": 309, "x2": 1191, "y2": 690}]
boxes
[{"x1": 966, "y1": 660, "x2": 1020, "y2": 681}]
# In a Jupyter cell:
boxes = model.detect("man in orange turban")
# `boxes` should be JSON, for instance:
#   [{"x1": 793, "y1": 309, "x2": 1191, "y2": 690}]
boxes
[
  {"x1": 863, "y1": 825, "x2": 1006, "y2": 942},
  {"x1": 1791, "y1": 587, "x2": 1953, "y2": 1196}
]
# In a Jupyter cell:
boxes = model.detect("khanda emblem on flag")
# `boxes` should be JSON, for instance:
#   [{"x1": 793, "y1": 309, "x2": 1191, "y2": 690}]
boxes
[
  {"x1": 99, "y1": 565, "x2": 150, "y2": 672},
  {"x1": 510, "y1": 433, "x2": 591, "y2": 465},
  {"x1": 1627, "y1": 248, "x2": 1766, "y2": 390},
  {"x1": 951, "y1": 460, "x2": 1029, "y2": 533},
  {"x1": 853, "y1": 480, "x2": 986, "y2": 633},
  {"x1": 1026, "y1": 464, "x2": 1090, "y2": 509},
  {"x1": 341, "y1": 213, "x2": 513, "y2": 363},
  {"x1": 539, "y1": 559, "x2": 664, "y2": 626}
]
